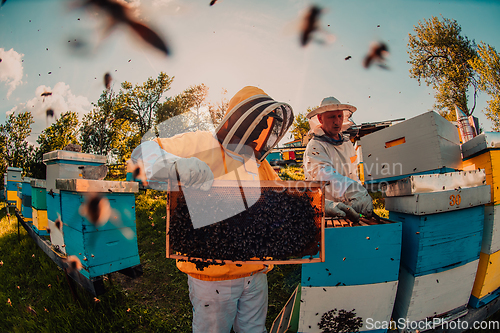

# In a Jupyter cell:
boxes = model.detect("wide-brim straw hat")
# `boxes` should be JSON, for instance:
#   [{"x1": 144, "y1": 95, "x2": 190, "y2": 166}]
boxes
[{"x1": 306, "y1": 96, "x2": 357, "y2": 119}]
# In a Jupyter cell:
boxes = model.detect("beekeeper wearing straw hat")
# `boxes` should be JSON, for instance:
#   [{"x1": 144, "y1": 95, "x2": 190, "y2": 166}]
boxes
[
  {"x1": 129, "y1": 86, "x2": 294, "y2": 333},
  {"x1": 304, "y1": 96, "x2": 373, "y2": 221}
]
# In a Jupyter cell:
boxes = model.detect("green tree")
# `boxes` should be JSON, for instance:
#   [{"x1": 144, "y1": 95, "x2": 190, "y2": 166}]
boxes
[
  {"x1": 0, "y1": 111, "x2": 35, "y2": 174},
  {"x1": 470, "y1": 42, "x2": 500, "y2": 131},
  {"x1": 291, "y1": 109, "x2": 313, "y2": 142},
  {"x1": 118, "y1": 72, "x2": 174, "y2": 136},
  {"x1": 37, "y1": 111, "x2": 80, "y2": 153},
  {"x1": 408, "y1": 16, "x2": 478, "y2": 120}
]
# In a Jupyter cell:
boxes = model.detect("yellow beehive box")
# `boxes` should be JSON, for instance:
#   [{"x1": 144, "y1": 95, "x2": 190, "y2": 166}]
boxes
[
  {"x1": 470, "y1": 250, "x2": 500, "y2": 308},
  {"x1": 462, "y1": 132, "x2": 500, "y2": 205}
]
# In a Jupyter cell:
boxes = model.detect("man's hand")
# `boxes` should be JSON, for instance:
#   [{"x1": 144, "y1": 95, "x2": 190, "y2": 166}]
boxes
[
  {"x1": 325, "y1": 200, "x2": 360, "y2": 222},
  {"x1": 175, "y1": 157, "x2": 214, "y2": 191},
  {"x1": 343, "y1": 182, "x2": 373, "y2": 218}
]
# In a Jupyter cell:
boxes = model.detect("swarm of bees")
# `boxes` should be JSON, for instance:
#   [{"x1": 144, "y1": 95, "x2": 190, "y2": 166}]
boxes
[
  {"x1": 169, "y1": 189, "x2": 321, "y2": 269},
  {"x1": 318, "y1": 308, "x2": 362, "y2": 333}
]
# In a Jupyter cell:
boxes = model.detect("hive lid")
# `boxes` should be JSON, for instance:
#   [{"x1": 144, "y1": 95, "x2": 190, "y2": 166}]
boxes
[
  {"x1": 43, "y1": 150, "x2": 107, "y2": 164},
  {"x1": 382, "y1": 170, "x2": 486, "y2": 197},
  {"x1": 7, "y1": 166, "x2": 22, "y2": 172},
  {"x1": 462, "y1": 132, "x2": 500, "y2": 159},
  {"x1": 30, "y1": 179, "x2": 47, "y2": 188},
  {"x1": 385, "y1": 185, "x2": 491, "y2": 215},
  {"x1": 56, "y1": 179, "x2": 139, "y2": 193}
]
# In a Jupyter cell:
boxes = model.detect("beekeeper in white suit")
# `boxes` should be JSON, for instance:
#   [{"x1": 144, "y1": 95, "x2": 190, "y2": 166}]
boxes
[{"x1": 303, "y1": 97, "x2": 373, "y2": 221}]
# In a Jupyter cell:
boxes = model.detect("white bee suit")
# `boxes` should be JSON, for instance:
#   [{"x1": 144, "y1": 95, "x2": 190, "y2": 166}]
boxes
[{"x1": 303, "y1": 126, "x2": 359, "y2": 201}]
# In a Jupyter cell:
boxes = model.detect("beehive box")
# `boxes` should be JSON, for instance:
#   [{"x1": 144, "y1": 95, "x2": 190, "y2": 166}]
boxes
[
  {"x1": 43, "y1": 150, "x2": 107, "y2": 194},
  {"x1": 360, "y1": 111, "x2": 462, "y2": 184},
  {"x1": 470, "y1": 249, "x2": 500, "y2": 308},
  {"x1": 31, "y1": 179, "x2": 48, "y2": 236},
  {"x1": 21, "y1": 177, "x2": 33, "y2": 221},
  {"x1": 393, "y1": 260, "x2": 479, "y2": 327},
  {"x1": 43, "y1": 151, "x2": 106, "y2": 254},
  {"x1": 166, "y1": 180, "x2": 325, "y2": 264},
  {"x1": 390, "y1": 207, "x2": 483, "y2": 276},
  {"x1": 57, "y1": 179, "x2": 140, "y2": 279},
  {"x1": 16, "y1": 182, "x2": 22, "y2": 211},
  {"x1": 382, "y1": 169, "x2": 486, "y2": 197},
  {"x1": 482, "y1": 204, "x2": 500, "y2": 254},
  {"x1": 295, "y1": 217, "x2": 402, "y2": 333},
  {"x1": 385, "y1": 185, "x2": 490, "y2": 215},
  {"x1": 462, "y1": 132, "x2": 500, "y2": 205}
]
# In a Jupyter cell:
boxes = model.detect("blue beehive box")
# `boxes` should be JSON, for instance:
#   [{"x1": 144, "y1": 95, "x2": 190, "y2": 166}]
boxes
[
  {"x1": 385, "y1": 172, "x2": 490, "y2": 276},
  {"x1": 43, "y1": 150, "x2": 107, "y2": 254},
  {"x1": 21, "y1": 177, "x2": 33, "y2": 221},
  {"x1": 296, "y1": 218, "x2": 402, "y2": 333},
  {"x1": 56, "y1": 178, "x2": 140, "y2": 279},
  {"x1": 6, "y1": 167, "x2": 22, "y2": 206}
]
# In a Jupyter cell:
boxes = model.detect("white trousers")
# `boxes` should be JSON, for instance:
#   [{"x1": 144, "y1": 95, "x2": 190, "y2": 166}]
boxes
[{"x1": 188, "y1": 273, "x2": 268, "y2": 333}]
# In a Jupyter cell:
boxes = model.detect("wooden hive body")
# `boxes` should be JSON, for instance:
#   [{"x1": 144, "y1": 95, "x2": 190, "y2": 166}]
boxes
[
  {"x1": 469, "y1": 204, "x2": 500, "y2": 308},
  {"x1": 295, "y1": 219, "x2": 402, "y2": 333},
  {"x1": 6, "y1": 167, "x2": 22, "y2": 205},
  {"x1": 57, "y1": 179, "x2": 140, "y2": 279},
  {"x1": 43, "y1": 151, "x2": 106, "y2": 255},
  {"x1": 360, "y1": 111, "x2": 461, "y2": 184},
  {"x1": 393, "y1": 260, "x2": 479, "y2": 326},
  {"x1": 389, "y1": 206, "x2": 484, "y2": 276},
  {"x1": 21, "y1": 178, "x2": 33, "y2": 220},
  {"x1": 31, "y1": 179, "x2": 48, "y2": 236}
]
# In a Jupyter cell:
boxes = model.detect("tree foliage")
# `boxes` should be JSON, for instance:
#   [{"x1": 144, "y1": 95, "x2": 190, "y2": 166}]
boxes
[
  {"x1": 471, "y1": 42, "x2": 500, "y2": 131},
  {"x1": 291, "y1": 109, "x2": 312, "y2": 142},
  {"x1": 0, "y1": 111, "x2": 34, "y2": 177},
  {"x1": 118, "y1": 72, "x2": 174, "y2": 136},
  {"x1": 407, "y1": 16, "x2": 478, "y2": 120},
  {"x1": 37, "y1": 111, "x2": 80, "y2": 153},
  {"x1": 208, "y1": 88, "x2": 229, "y2": 127}
]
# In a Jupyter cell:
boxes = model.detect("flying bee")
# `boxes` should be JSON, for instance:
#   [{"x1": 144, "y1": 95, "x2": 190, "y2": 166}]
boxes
[
  {"x1": 299, "y1": 5, "x2": 335, "y2": 47},
  {"x1": 104, "y1": 72, "x2": 112, "y2": 90},
  {"x1": 62, "y1": 255, "x2": 83, "y2": 273},
  {"x1": 41, "y1": 91, "x2": 52, "y2": 102},
  {"x1": 126, "y1": 159, "x2": 148, "y2": 186},
  {"x1": 79, "y1": 193, "x2": 112, "y2": 227},
  {"x1": 78, "y1": 0, "x2": 170, "y2": 56},
  {"x1": 363, "y1": 41, "x2": 390, "y2": 69}
]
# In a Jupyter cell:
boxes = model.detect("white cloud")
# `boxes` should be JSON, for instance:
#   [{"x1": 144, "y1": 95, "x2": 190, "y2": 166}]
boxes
[
  {"x1": 8, "y1": 82, "x2": 92, "y2": 144},
  {"x1": 0, "y1": 48, "x2": 24, "y2": 99}
]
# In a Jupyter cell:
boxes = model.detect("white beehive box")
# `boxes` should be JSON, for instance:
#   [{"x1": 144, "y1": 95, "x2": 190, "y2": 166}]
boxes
[
  {"x1": 43, "y1": 150, "x2": 107, "y2": 194},
  {"x1": 461, "y1": 132, "x2": 500, "y2": 160},
  {"x1": 382, "y1": 170, "x2": 486, "y2": 197},
  {"x1": 360, "y1": 111, "x2": 462, "y2": 183},
  {"x1": 385, "y1": 185, "x2": 490, "y2": 215}
]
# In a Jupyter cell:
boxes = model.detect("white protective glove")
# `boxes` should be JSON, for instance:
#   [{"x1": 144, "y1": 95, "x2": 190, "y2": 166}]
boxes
[
  {"x1": 325, "y1": 200, "x2": 360, "y2": 222},
  {"x1": 130, "y1": 141, "x2": 214, "y2": 191},
  {"x1": 343, "y1": 182, "x2": 373, "y2": 218},
  {"x1": 151, "y1": 155, "x2": 214, "y2": 191}
]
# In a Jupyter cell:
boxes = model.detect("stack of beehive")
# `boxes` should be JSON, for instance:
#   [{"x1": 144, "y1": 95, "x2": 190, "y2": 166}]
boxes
[
  {"x1": 360, "y1": 111, "x2": 492, "y2": 329},
  {"x1": 462, "y1": 132, "x2": 500, "y2": 308},
  {"x1": 6, "y1": 167, "x2": 22, "y2": 207},
  {"x1": 31, "y1": 179, "x2": 48, "y2": 236},
  {"x1": 43, "y1": 150, "x2": 107, "y2": 254},
  {"x1": 296, "y1": 217, "x2": 402, "y2": 333},
  {"x1": 20, "y1": 177, "x2": 34, "y2": 222},
  {"x1": 385, "y1": 171, "x2": 490, "y2": 327}
]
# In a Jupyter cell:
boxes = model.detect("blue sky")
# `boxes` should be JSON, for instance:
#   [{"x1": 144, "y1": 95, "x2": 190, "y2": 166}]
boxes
[{"x1": 1, "y1": 0, "x2": 499, "y2": 145}]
